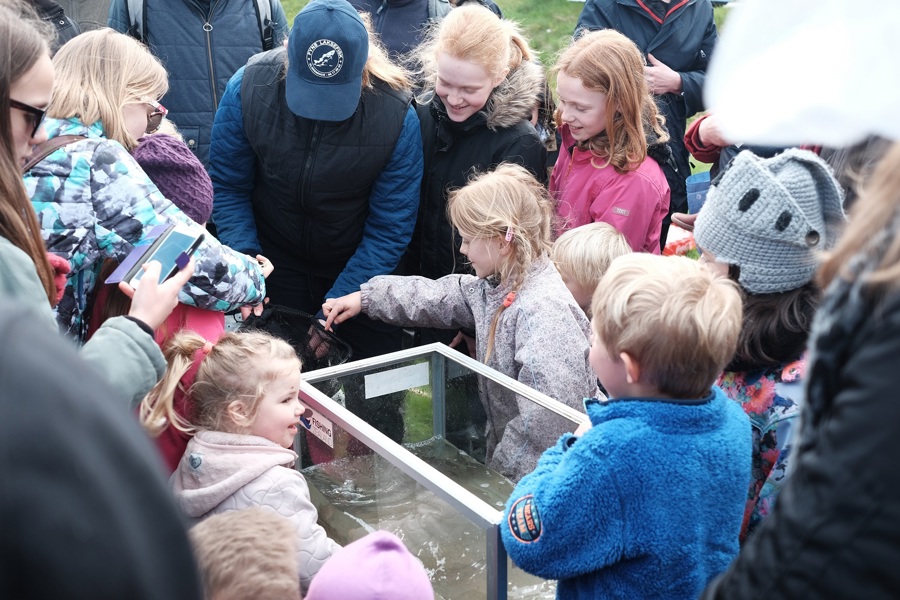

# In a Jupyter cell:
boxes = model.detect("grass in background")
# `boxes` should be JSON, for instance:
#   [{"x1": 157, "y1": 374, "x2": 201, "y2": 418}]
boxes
[
  {"x1": 281, "y1": 0, "x2": 581, "y2": 64},
  {"x1": 281, "y1": 1, "x2": 729, "y2": 74}
]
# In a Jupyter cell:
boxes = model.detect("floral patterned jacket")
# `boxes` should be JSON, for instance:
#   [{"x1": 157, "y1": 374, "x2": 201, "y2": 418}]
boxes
[
  {"x1": 717, "y1": 359, "x2": 804, "y2": 542},
  {"x1": 24, "y1": 117, "x2": 265, "y2": 340}
]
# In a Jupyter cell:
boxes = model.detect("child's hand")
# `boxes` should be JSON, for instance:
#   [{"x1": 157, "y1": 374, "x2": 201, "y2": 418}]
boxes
[
  {"x1": 119, "y1": 258, "x2": 195, "y2": 331},
  {"x1": 573, "y1": 419, "x2": 592, "y2": 436},
  {"x1": 322, "y1": 292, "x2": 362, "y2": 331}
]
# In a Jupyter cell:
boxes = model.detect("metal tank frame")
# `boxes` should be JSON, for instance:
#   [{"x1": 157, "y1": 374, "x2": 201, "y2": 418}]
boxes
[{"x1": 298, "y1": 343, "x2": 585, "y2": 600}]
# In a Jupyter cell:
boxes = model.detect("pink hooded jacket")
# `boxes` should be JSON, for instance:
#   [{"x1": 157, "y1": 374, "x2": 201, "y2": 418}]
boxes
[
  {"x1": 551, "y1": 124, "x2": 670, "y2": 253},
  {"x1": 171, "y1": 431, "x2": 340, "y2": 593}
]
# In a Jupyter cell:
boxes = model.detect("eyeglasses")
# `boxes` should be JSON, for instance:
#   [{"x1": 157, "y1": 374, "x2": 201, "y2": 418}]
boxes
[
  {"x1": 10, "y1": 99, "x2": 47, "y2": 138},
  {"x1": 144, "y1": 99, "x2": 168, "y2": 134}
]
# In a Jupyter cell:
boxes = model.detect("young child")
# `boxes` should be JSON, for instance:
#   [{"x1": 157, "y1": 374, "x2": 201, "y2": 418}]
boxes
[
  {"x1": 694, "y1": 148, "x2": 846, "y2": 541},
  {"x1": 551, "y1": 29, "x2": 671, "y2": 254},
  {"x1": 144, "y1": 330, "x2": 340, "y2": 593},
  {"x1": 305, "y1": 531, "x2": 434, "y2": 600},
  {"x1": 502, "y1": 253, "x2": 751, "y2": 599},
  {"x1": 189, "y1": 508, "x2": 301, "y2": 600},
  {"x1": 551, "y1": 222, "x2": 632, "y2": 317},
  {"x1": 324, "y1": 163, "x2": 598, "y2": 482}
]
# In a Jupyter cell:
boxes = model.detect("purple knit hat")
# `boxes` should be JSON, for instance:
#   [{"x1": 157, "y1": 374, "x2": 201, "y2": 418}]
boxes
[
  {"x1": 132, "y1": 134, "x2": 214, "y2": 225},
  {"x1": 305, "y1": 531, "x2": 434, "y2": 600}
]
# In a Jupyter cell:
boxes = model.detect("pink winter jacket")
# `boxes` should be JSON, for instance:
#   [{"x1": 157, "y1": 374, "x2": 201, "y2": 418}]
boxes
[
  {"x1": 551, "y1": 124, "x2": 670, "y2": 254},
  {"x1": 171, "y1": 431, "x2": 340, "y2": 592}
]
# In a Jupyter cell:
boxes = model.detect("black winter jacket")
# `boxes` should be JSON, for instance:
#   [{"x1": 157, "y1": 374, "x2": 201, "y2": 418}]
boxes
[
  {"x1": 33, "y1": 0, "x2": 80, "y2": 53},
  {"x1": 576, "y1": 0, "x2": 718, "y2": 214},
  {"x1": 702, "y1": 282, "x2": 900, "y2": 598},
  {"x1": 411, "y1": 60, "x2": 547, "y2": 280},
  {"x1": 0, "y1": 301, "x2": 201, "y2": 599}
]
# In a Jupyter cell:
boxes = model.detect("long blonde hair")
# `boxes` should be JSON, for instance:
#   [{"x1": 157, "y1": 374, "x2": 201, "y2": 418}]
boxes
[
  {"x1": 553, "y1": 29, "x2": 668, "y2": 174},
  {"x1": 140, "y1": 331, "x2": 300, "y2": 437},
  {"x1": 49, "y1": 28, "x2": 168, "y2": 151},
  {"x1": 413, "y1": 4, "x2": 532, "y2": 103},
  {"x1": 819, "y1": 142, "x2": 900, "y2": 293},
  {"x1": 447, "y1": 163, "x2": 554, "y2": 361}
]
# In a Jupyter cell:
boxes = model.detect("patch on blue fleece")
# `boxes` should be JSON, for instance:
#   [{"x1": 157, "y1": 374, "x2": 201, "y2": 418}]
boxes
[{"x1": 508, "y1": 495, "x2": 542, "y2": 543}]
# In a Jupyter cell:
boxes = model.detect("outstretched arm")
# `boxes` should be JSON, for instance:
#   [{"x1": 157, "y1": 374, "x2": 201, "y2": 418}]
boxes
[{"x1": 323, "y1": 105, "x2": 424, "y2": 300}]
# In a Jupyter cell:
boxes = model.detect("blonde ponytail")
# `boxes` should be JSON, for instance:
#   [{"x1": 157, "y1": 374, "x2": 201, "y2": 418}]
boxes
[{"x1": 140, "y1": 332, "x2": 208, "y2": 437}]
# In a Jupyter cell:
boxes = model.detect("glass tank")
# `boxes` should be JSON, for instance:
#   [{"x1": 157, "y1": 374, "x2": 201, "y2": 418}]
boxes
[{"x1": 296, "y1": 343, "x2": 586, "y2": 600}]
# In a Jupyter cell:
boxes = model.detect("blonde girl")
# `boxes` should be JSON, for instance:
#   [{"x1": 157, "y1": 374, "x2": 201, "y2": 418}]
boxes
[
  {"x1": 22, "y1": 28, "x2": 266, "y2": 342},
  {"x1": 551, "y1": 29, "x2": 671, "y2": 254},
  {"x1": 408, "y1": 4, "x2": 546, "y2": 289},
  {"x1": 2, "y1": 4, "x2": 193, "y2": 408},
  {"x1": 324, "y1": 163, "x2": 598, "y2": 482},
  {"x1": 145, "y1": 330, "x2": 340, "y2": 593}
]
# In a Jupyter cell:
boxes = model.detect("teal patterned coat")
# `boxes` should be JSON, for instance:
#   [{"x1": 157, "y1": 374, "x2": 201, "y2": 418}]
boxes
[{"x1": 24, "y1": 117, "x2": 266, "y2": 339}]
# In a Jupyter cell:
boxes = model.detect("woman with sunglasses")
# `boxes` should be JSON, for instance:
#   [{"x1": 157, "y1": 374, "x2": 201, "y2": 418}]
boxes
[
  {"x1": 22, "y1": 28, "x2": 267, "y2": 344},
  {"x1": 0, "y1": 7, "x2": 208, "y2": 596}
]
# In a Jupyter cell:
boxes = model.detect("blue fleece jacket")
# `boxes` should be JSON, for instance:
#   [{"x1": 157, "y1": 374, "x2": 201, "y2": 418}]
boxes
[{"x1": 502, "y1": 387, "x2": 751, "y2": 600}]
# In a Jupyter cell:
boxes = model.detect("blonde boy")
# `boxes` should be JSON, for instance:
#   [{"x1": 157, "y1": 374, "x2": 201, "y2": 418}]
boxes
[
  {"x1": 551, "y1": 223, "x2": 631, "y2": 316},
  {"x1": 503, "y1": 254, "x2": 751, "y2": 600},
  {"x1": 189, "y1": 508, "x2": 301, "y2": 600}
]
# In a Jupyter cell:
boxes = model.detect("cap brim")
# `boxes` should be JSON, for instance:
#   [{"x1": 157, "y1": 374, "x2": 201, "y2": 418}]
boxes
[{"x1": 285, "y1": 73, "x2": 362, "y2": 122}]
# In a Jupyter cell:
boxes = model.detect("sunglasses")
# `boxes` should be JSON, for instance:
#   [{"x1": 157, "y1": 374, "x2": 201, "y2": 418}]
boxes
[
  {"x1": 10, "y1": 99, "x2": 47, "y2": 138},
  {"x1": 144, "y1": 99, "x2": 168, "y2": 134}
]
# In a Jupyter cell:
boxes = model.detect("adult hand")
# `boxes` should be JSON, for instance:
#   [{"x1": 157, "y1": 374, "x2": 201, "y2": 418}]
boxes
[
  {"x1": 697, "y1": 113, "x2": 732, "y2": 148},
  {"x1": 307, "y1": 324, "x2": 333, "y2": 359},
  {"x1": 255, "y1": 254, "x2": 274, "y2": 278},
  {"x1": 118, "y1": 258, "x2": 195, "y2": 331},
  {"x1": 449, "y1": 330, "x2": 477, "y2": 359},
  {"x1": 322, "y1": 292, "x2": 362, "y2": 331},
  {"x1": 671, "y1": 212, "x2": 697, "y2": 232},
  {"x1": 240, "y1": 297, "x2": 268, "y2": 320},
  {"x1": 645, "y1": 54, "x2": 683, "y2": 95}
]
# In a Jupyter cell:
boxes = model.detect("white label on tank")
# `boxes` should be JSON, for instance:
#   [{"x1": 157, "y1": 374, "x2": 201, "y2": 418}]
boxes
[
  {"x1": 364, "y1": 362, "x2": 430, "y2": 399},
  {"x1": 300, "y1": 407, "x2": 334, "y2": 449}
]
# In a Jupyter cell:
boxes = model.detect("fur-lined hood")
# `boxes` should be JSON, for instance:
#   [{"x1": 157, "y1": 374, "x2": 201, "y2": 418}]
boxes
[{"x1": 483, "y1": 59, "x2": 545, "y2": 130}]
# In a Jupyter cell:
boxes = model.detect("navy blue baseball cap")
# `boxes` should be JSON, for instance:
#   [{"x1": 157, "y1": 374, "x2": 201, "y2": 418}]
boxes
[{"x1": 285, "y1": 0, "x2": 369, "y2": 121}]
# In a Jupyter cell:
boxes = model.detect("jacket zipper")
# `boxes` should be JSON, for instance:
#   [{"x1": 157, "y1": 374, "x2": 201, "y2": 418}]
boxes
[
  {"x1": 376, "y1": 0, "x2": 388, "y2": 31},
  {"x1": 299, "y1": 121, "x2": 322, "y2": 260},
  {"x1": 204, "y1": 0, "x2": 220, "y2": 112}
]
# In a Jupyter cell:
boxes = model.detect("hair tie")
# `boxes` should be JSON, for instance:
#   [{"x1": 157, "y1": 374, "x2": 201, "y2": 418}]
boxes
[
  {"x1": 503, "y1": 291, "x2": 517, "y2": 307},
  {"x1": 183, "y1": 341, "x2": 215, "y2": 391},
  {"x1": 505, "y1": 227, "x2": 514, "y2": 242}
]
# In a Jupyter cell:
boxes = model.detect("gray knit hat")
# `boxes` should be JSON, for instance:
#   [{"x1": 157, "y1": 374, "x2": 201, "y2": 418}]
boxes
[{"x1": 694, "y1": 148, "x2": 846, "y2": 294}]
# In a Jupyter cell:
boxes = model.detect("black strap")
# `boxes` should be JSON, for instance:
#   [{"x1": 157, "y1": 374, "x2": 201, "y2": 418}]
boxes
[{"x1": 21, "y1": 135, "x2": 88, "y2": 174}]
